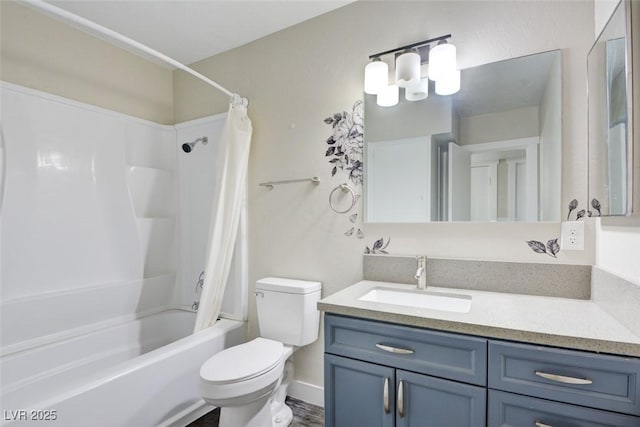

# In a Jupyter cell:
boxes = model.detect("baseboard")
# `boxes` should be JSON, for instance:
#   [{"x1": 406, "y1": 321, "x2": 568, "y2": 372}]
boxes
[{"x1": 288, "y1": 380, "x2": 324, "y2": 408}]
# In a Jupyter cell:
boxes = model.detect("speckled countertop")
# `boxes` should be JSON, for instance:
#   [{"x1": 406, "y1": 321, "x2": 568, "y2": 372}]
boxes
[{"x1": 318, "y1": 280, "x2": 640, "y2": 357}]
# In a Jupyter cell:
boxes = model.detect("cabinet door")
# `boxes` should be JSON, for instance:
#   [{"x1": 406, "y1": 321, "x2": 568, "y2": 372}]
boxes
[
  {"x1": 324, "y1": 354, "x2": 395, "y2": 427},
  {"x1": 396, "y1": 370, "x2": 486, "y2": 427}
]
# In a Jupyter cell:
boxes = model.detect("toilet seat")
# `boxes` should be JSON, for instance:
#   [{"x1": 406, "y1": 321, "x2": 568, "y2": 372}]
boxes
[
  {"x1": 200, "y1": 338, "x2": 287, "y2": 406},
  {"x1": 200, "y1": 338, "x2": 284, "y2": 385}
]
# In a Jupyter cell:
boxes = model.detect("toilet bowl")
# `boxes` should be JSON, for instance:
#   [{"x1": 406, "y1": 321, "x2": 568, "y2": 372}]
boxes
[{"x1": 199, "y1": 277, "x2": 321, "y2": 427}]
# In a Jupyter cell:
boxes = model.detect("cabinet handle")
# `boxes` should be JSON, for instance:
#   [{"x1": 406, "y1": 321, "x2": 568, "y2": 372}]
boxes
[
  {"x1": 397, "y1": 380, "x2": 404, "y2": 418},
  {"x1": 383, "y1": 377, "x2": 390, "y2": 414},
  {"x1": 534, "y1": 371, "x2": 593, "y2": 385},
  {"x1": 375, "y1": 343, "x2": 415, "y2": 355},
  {"x1": 535, "y1": 421, "x2": 553, "y2": 427}
]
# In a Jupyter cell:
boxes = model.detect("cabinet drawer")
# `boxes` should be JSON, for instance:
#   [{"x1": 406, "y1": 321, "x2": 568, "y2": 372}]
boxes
[
  {"x1": 488, "y1": 390, "x2": 640, "y2": 427},
  {"x1": 489, "y1": 340, "x2": 640, "y2": 416},
  {"x1": 325, "y1": 314, "x2": 487, "y2": 385}
]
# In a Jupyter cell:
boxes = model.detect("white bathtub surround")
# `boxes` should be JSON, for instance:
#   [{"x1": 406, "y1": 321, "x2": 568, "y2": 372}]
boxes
[
  {"x1": 0, "y1": 274, "x2": 175, "y2": 355},
  {"x1": 0, "y1": 82, "x2": 249, "y2": 425},
  {"x1": 194, "y1": 97, "x2": 252, "y2": 331},
  {"x1": 0, "y1": 81, "x2": 177, "y2": 301},
  {"x1": 0, "y1": 83, "x2": 174, "y2": 301}
]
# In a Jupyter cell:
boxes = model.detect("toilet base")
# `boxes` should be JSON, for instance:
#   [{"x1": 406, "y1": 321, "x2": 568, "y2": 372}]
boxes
[
  {"x1": 216, "y1": 357, "x2": 295, "y2": 427},
  {"x1": 271, "y1": 358, "x2": 294, "y2": 426},
  {"x1": 219, "y1": 396, "x2": 272, "y2": 427},
  {"x1": 272, "y1": 404, "x2": 293, "y2": 427}
]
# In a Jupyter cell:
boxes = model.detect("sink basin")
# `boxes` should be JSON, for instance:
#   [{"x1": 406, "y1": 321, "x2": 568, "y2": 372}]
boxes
[{"x1": 358, "y1": 287, "x2": 472, "y2": 313}]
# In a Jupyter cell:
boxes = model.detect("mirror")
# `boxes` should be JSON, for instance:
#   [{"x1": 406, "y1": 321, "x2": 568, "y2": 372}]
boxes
[
  {"x1": 364, "y1": 50, "x2": 562, "y2": 223},
  {"x1": 588, "y1": 0, "x2": 633, "y2": 216}
]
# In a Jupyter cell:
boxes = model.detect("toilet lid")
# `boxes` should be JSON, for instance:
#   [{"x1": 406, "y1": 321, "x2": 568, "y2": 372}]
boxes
[{"x1": 200, "y1": 338, "x2": 284, "y2": 384}]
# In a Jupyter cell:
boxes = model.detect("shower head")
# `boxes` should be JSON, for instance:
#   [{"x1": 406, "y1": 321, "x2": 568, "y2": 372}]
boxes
[{"x1": 182, "y1": 136, "x2": 208, "y2": 153}]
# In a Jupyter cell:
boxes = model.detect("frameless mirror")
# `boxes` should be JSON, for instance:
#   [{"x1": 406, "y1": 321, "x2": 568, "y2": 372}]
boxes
[
  {"x1": 364, "y1": 50, "x2": 562, "y2": 223},
  {"x1": 588, "y1": 0, "x2": 633, "y2": 216}
]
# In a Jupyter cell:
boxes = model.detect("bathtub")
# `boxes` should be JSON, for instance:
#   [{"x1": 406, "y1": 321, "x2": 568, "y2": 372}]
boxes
[{"x1": 1, "y1": 309, "x2": 246, "y2": 426}]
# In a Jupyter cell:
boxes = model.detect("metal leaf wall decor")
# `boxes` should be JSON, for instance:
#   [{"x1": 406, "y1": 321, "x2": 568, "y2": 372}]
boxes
[
  {"x1": 323, "y1": 100, "x2": 364, "y2": 185},
  {"x1": 526, "y1": 238, "x2": 560, "y2": 258},
  {"x1": 324, "y1": 100, "x2": 371, "y2": 245},
  {"x1": 365, "y1": 237, "x2": 391, "y2": 255},
  {"x1": 566, "y1": 198, "x2": 601, "y2": 220}
]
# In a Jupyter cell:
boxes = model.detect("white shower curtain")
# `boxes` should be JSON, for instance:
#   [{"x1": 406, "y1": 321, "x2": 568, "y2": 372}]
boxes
[{"x1": 194, "y1": 95, "x2": 252, "y2": 331}]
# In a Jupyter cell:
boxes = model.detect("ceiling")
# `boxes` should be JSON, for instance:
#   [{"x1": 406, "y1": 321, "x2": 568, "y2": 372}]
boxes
[{"x1": 48, "y1": 0, "x2": 353, "y2": 67}]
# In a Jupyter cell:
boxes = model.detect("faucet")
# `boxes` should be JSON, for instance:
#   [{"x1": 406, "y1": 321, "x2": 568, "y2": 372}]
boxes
[{"x1": 415, "y1": 256, "x2": 427, "y2": 290}]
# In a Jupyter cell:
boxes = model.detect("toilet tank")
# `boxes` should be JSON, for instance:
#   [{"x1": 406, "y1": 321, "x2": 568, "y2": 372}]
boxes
[{"x1": 255, "y1": 277, "x2": 321, "y2": 346}]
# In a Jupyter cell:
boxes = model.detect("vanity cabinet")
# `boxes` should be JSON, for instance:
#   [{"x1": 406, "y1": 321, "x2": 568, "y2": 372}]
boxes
[
  {"x1": 324, "y1": 314, "x2": 487, "y2": 427},
  {"x1": 324, "y1": 314, "x2": 640, "y2": 427}
]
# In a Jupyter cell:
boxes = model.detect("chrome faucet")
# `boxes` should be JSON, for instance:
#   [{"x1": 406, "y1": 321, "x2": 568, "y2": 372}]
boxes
[{"x1": 415, "y1": 256, "x2": 427, "y2": 290}]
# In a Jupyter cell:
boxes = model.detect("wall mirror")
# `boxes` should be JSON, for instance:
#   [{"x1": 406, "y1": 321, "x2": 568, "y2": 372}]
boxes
[
  {"x1": 588, "y1": 0, "x2": 633, "y2": 216},
  {"x1": 364, "y1": 50, "x2": 562, "y2": 223}
]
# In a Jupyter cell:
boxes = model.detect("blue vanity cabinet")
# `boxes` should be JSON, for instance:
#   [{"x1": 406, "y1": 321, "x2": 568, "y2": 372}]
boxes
[
  {"x1": 323, "y1": 313, "x2": 640, "y2": 426},
  {"x1": 324, "y1": 314, "x2": 487, "y2": 427}
]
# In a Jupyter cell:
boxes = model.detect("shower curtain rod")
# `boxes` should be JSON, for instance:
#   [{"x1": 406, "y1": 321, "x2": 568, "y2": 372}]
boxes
[{"x1": 21, "y1": 0, "x2": 239, "y2": 100}]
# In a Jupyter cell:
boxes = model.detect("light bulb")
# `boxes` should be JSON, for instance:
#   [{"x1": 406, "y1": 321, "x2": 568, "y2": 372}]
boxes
[
  {"x1": 435, "y1": 70, "x2": 460, "y2": 95},
  {"x1": 377, "y1": 84, "x2": 399, "y2": 107},
  {"x1": 428, "y1": 42, "x2": 457, "y2": 81},
  {"x1": 395, "y1": 51, "x2": 421, "y2": 88},
  {"x1": 405, "y1": 78, "x2": 429, "y2": 101},
  {"x1": 364, "y1": 59, "x2": 388, "y2": 95}
]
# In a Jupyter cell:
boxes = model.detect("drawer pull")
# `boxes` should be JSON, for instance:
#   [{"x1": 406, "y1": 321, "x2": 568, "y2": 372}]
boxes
[
  {"x1": 397, "y1": 380, "x2": 404, "y2": 418},
  {"x1": 534, "y1": 371, "x2": 593, "y2": 385},
  {"x1": 383, "y1": 377, "x2": 390, "y2": 414},
  {"x1": 535, "y1": 421, "x2": 552, "y2": 427},
  {"x1": 375, "y1": 343, "x2": 415, "y2": 355}
]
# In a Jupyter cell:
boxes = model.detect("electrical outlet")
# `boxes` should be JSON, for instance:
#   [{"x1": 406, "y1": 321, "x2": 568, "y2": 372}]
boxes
[{"x1": 561, "y1": 221, "x2": 585, "y2": 251}]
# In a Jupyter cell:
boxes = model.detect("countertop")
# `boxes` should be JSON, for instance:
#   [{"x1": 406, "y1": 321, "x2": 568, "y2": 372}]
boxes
[{"x1": 318, "y1": 280, "x2": 640, "y2": 357}]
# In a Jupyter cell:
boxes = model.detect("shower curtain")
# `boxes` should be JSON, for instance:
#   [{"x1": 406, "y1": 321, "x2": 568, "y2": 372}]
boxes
[{"x1": 194, "y1": 95, "x2": 252, "y2": 331}]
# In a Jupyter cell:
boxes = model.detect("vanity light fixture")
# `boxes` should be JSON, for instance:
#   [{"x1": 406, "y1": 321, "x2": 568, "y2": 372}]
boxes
[
  {"x1": 377, "y1": 84, "x2": 399, "y2": 107},
  {"x1": 364, "y1": 34, "x2": 459, "y2": 107},
  {"x1": 364, "y1": 58, "x2": 388, "y2": 95},
  {"x1": 395, "y1": 50, "x2": 421, "y2": 88},
  {"x1": 428, "y1": 40, "x2": 457, "y2": 82},
  {"x1": 405, "y1": 77, "x2": 429, "y2": 101},
  {"x1": 435, "y1": 69, "x2": 461, "y2": 96}
]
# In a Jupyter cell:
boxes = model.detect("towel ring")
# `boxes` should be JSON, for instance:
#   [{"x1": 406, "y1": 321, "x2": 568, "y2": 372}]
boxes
[{"x1": 329, "y1": 183, "x2": 357, "y2": 214}]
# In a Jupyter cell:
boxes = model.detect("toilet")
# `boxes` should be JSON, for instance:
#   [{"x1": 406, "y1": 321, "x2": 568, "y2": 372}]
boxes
[{"x1": 199, "y1": 277, "x2": 321, "y2": 427}]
